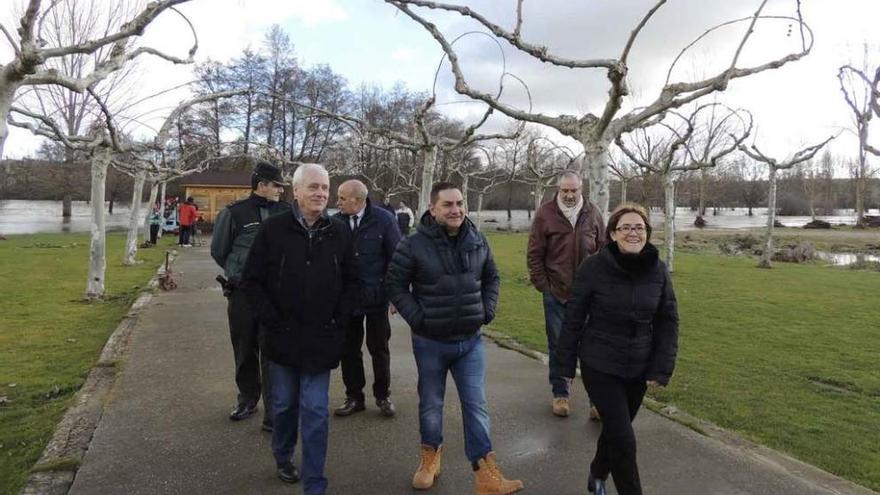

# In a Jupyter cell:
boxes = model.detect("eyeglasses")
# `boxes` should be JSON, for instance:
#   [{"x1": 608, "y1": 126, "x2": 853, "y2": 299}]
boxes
[{"x1": 615, "y1": 224, "x2": 647, "y2": 234}]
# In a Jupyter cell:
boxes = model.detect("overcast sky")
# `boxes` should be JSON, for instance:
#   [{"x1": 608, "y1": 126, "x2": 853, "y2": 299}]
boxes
[{"x1": 3, "y1": 0, "x2": 878, "y2": 172}]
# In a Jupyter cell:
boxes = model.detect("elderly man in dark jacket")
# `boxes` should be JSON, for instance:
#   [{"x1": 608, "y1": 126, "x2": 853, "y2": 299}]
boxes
[
  {"x1": 211, "y1": 161, "x2": 289, "y2": 427},
  {"x1": 240, "y1": 163, "x2": 358, "y2": 495},
  {"x1": 386, "y1": 182, "x2": 523, "y2": 495},
  {"x1": 527, "y1": 170, "x2": 605, "y2": 418},
  {"x1": 332, "y1": 179, "x2": 401, "y2": 417}
]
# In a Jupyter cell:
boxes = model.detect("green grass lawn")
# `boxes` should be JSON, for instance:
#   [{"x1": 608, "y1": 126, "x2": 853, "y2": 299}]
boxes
[
  {"x1": 0, "y1": 232, "x2": 172, "y2": 495},
  {"x1": 487, "y1": 232, "x2": 880, "y2": 491}
]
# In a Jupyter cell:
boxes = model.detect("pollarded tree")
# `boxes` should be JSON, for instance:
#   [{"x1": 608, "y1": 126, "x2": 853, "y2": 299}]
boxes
[
  {"x1": 616, "y1": 104, "x2": 750, "y2": 271},
  {"x1": 387, "y1": 0, "x2": 812, "y2": 219},
  {"x1": 838, "y1": 47, "x2": 880, "y2": 225},
  {"x1": 739, "y1": 135, "x2": 834, "y2": 268},
  {"x1": 0, "y1": 0, "x2": 197, "y2": 157}
]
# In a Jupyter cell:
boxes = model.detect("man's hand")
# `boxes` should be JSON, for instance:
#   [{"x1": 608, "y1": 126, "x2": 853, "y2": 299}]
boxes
[
  {"x1": 646, "y1": 380, "x2": 661, "y2": 392},
  {"x1": 389, "y1": 303, "x2": 398, "y2": 315}
]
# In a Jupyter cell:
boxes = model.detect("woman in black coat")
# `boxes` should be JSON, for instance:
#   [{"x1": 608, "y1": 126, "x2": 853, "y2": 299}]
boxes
[{"x1": 554, "y1": 203, "x2": 679, "y2": 495}]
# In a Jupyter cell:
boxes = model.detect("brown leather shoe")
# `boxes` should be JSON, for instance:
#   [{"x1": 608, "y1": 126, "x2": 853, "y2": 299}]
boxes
[
  {"x1": 412, "y1": 444, "x2": 442, "y2": 490},
  {"x1": 474, "y1": 452, "x2": 523, "y2": 495},
  {"x1": 334, "y1": 397, "x2": 365, "y2": 417},
  {"x1": 552, "y1": 397, "x2": 570, "y2": 417}
]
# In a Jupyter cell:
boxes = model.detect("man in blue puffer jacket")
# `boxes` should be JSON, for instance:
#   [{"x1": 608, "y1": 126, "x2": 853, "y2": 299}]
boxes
[
  {"x1": 332, "y1": 180, "x2": 401, "y2": 418},
  {"x1": 385, "y1": 182, "x2": 523, "y2": 494}
]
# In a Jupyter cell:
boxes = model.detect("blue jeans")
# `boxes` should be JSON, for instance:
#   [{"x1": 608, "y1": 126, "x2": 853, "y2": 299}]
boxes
[
  {"x1": 411, "y1": 333, "x2": 492, "y2": 463},
  {"x1": 543, "y1": 292, "x2": 570, "y2": 398},
  {"x1": 268, "y1": 361, "x2": 330, "y2": 495}
]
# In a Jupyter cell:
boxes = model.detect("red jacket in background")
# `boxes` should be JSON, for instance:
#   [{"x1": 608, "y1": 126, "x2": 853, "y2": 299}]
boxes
[{"x1": 179, "y1": 203, "x2": 199, "y2": 226}]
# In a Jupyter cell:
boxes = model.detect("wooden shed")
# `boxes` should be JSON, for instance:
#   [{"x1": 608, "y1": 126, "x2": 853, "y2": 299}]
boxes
[{"x1": 179, "y1": 171, "x2": 252, "y2": 224}]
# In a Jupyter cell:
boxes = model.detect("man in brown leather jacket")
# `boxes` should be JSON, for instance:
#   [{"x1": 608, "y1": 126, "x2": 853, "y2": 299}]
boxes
[{"x1": 527, "y1": 171, "x2": 605, "y2": 418}]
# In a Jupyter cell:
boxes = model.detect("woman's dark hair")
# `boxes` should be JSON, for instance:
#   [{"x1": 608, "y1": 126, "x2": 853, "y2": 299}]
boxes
[{"x1": 605, "y1": 203, "x2": 652, "y2": 244}]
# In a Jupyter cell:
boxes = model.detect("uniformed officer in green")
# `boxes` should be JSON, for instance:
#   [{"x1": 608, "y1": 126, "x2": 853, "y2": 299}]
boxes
[{"x1": 211, "y1": 161, "x2": 289, "y2": 429}]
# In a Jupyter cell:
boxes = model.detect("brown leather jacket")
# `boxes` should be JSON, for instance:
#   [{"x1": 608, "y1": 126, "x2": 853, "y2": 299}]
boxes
[{"x1": 527, "y1": 196, "x2": 605, "y2": 302}]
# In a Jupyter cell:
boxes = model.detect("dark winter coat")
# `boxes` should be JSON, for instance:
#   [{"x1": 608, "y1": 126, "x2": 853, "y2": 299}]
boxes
[
  {"x1": 333, "y1": 199, "x2": 401, "y2": 314},
  {"x1": 385, "y1": 212, "x2": 500, "y2": 342},
  {"x1": 239, "y1": 204, "x2": 359, "y2": 372},
  {"x1": 553, "y1": 243, "x2": 679, "y2": 385},
  {"x1": 211, "y1": 194, "x2": 290, "y2": 284}
]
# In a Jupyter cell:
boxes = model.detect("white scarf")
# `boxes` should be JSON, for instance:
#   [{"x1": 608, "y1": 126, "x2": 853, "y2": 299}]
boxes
[{"x1": 557, "y1": 194, "x2": 583, "y2": 228}]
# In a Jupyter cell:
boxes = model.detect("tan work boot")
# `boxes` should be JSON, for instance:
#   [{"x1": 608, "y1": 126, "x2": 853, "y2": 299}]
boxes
[
  {"x1": 474, "y1": 452, "x2": 524, "y2": 495},
  {"x1": 552, "y1": 397, "x2": 570, "y2": 417},
  {"x1": 412, "y1": 444, "x2": 442, "y2": 490}
]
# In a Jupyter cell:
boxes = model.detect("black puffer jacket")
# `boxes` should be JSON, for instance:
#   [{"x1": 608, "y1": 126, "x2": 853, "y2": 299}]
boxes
[
  {"x1": 239, "y1": 207, "x2": 359, "y2": 372},
  {"x1": 385, "y1": 212, "x2": 500, "y2": 342},
  {"x1": 553, "y1": 243, "x2": 679, "y2": 385}
]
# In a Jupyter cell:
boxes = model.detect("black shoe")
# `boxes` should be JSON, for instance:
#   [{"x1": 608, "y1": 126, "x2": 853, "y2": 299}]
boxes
[
  {"x1": 376, "y1": 398, "x2": 396, "y2": 417},
  {"x1": 588, "y1": 473, "x2": 607, "y2": 495},
  {"x1": 334, "y1": 397, "x2": 365, "y2": 416},
  {"x1": 277, "y1": 462, "x2": 301, "y2": 484},
  {"x1": 229, "y1": 402, "x2": 257, "y2": 421}
]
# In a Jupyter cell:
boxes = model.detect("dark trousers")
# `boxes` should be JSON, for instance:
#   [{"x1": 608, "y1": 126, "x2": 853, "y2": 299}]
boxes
[
  {"x1": 340, "y1": 310, "x2": 391, "y2": 402},
  {"x1": 178, "y1": 225, "x2": 192, "y2": 245},
  {"x1": 149, "y1": 224, "x2": 160, "y2": 244},
  {"x1": 227, "y1": 289, "x2": 271, "y2": 420},
  {"x1": 582, "y1": 366, "x2": 647, "y2": 495}
]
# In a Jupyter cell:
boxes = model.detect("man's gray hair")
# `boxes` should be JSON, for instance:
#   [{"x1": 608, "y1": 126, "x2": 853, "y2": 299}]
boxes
[
  {"x1": 292, "y1": 163, "x2": 329, "y2": 187},
  {"x1": 557, "y1": 170, "x2": 582, "y2": 186}
]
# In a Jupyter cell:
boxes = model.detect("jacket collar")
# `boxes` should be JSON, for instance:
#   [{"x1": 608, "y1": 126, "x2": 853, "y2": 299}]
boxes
[{"x1": 417, "y1": 210, "x2": 480, "y2": 249}]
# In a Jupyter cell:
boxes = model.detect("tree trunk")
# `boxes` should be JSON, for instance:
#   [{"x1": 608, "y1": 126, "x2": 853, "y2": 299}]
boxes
[
  {"x1": 124, "y1": 170, "x2": 146, "y2": 265},
  {"x1": 142, "y1": 180, "x2": 159, "y2": 245},
  {"x1": 0, "y1": 81, "x2": 18, "y2": 159},
  {"x1": 663, "y1": 173, "x2": 676, "y2": 273},
  {"x1": 158, "y1": 181, "x2": 167, "y2": 239},
  {"x1": 620, "y1": 178, "x2": 628, "y2": 204},
  {"x1": 418, "y1": 146, "x2": 437, "y2": 215},
  {"x1": 62, "y1": 194, "x2": 73, "y2": 218},
  {"x1": 856, "y1": 147, "x2": 866, "y2": 225},
  {"x1": 461, "y1": 172, "x2": 469, "y2": 210},
  {"x1": 759, "y1": 166, "x2": 778, "y2": 269},
  {"x1": 86, "y1": 148, "x2": 110, "y2": 300},
  {"x1": 476, "y1": 193, "x2": 484, "y2": 231},
  {"x1": 534, "y1": 182, "x2": 545, "y2": 212},
  {"x1": 698, "y1": 168, "x2": 708, "y2": 217},
  {"x1": 582, "y1": 140, "x2": 610, "y2": 220}
]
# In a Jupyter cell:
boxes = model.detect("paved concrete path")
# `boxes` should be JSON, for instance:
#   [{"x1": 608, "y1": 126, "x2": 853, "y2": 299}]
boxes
[{"x1": 67, "y1": 246, "x2": 873, "y2": 495}]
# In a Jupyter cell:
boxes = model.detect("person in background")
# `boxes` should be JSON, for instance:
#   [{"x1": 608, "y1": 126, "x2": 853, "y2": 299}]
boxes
[
  {"x1": 395, "y1": 200, "x2": 415, "y2": 236},
  {"x1": 554, "y1": 203, "x2": 679, "y2": 495},
  {"x1": 178, "y1": 196, "x2": 199, "y2": 247},
  {"x1": 149, "y1": 204, "x2": 162, "y2": 245},
  {"x1": 211, "y1": 161, "x2": 289, "y2": 429},
  {"x1": 527, "y1": 170, "x2": 605, "y2": 419},
  {"x1": 332, "y1": 180, "x2": 401, "y2": 418}
]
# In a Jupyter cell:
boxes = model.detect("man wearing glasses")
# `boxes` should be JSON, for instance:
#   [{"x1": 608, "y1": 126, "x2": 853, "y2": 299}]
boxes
[
  {"x1": 527, "y1": 170, "x2": 606, "y2": 418},
  {"x1": 211, "y1": 161, "x2": 289, "y2": 429}
]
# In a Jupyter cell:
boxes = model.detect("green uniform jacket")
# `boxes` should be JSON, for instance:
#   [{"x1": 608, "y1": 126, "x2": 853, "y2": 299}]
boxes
[{"x1": 211, "y1": 194, "x2": 290, "y2": 284}]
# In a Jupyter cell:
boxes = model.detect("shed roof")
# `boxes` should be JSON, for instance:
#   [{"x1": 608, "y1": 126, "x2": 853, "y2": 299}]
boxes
[{"x1": 179, "y1": 171, "x2": 251, "y2": 188}]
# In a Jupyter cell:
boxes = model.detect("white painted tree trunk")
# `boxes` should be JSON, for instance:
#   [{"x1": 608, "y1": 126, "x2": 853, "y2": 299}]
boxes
[
  {"x1": 663, "y1": 173, "x2": 676, "y2": 273},
  {"x1": 698, "y1": 168, "x2": 708, "y2": 217},
  {"x1": 418, "y1": 146, "x2": 438, "y2": 216},
  {"x1": 0, "y1": 82, "x2": 17, "y2": 159},
  {"x1": 855, "y1": 147, "x2": 866, "y2": 225},
  {"x1": 760, "y1": 166, "x2": 778, "y2": 268},
  {"x1": 620, "y1": 178, "x2": 628, "y2": 204},
  {"x1": 158, "y1": 181, "x2": 167, "y2": 239},
  {"x1": 534, "y1": 181, "x2": 545, "y2": 212},
  {"x1": 475, "y1": 193, "x2": 485, "y2": 231},
  {"x1": 123, "y1": 170, "x2": 146, "y2": 266},
  {"x1": 86, "y1": 148, "x2": 111, "y2": 300},
  {"x1": 461, "y1": 172, "x2": 469, "y2": 211},
  {"x1": 582, "y1": 140, "x2": 610, "y2": 221},
  {"x1": 142, "y1": 180, "x2": 159, "y2": 245}
]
